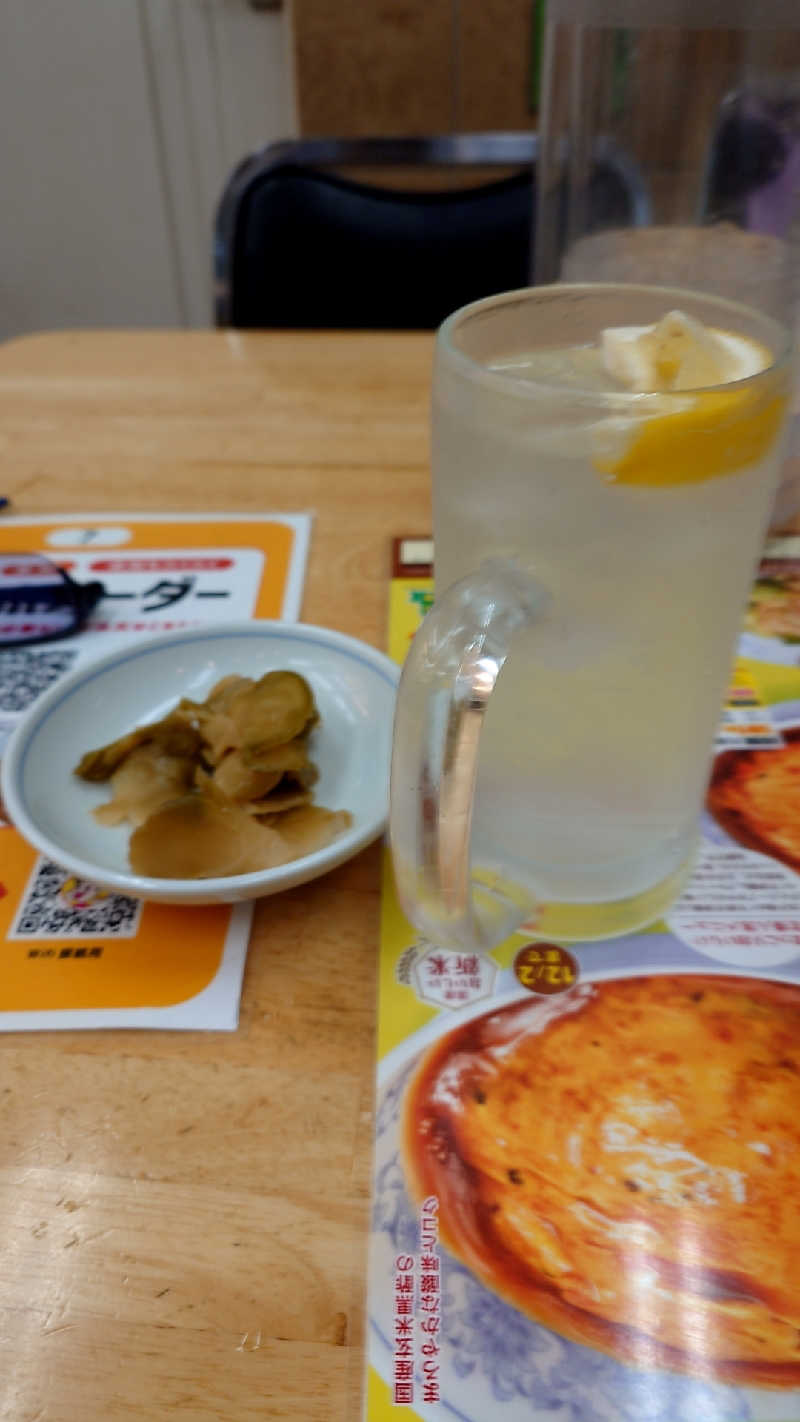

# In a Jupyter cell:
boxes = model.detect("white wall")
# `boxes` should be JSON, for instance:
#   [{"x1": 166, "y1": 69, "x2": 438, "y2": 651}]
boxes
[{"x1": 0, "y1": 0, "x2": 296, "y2": 341}]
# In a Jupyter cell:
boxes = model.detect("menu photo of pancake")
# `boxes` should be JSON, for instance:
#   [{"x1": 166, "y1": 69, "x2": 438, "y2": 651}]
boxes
[
  {"x1": 745, "y1": 559, "x2": 800, "y2": 644},
  {"x1": 401, "y1": 973, "x2": 800, "y2": 1391},
  {"x1": 707, "y1": 724, "x2": 800, "y2": 873}
]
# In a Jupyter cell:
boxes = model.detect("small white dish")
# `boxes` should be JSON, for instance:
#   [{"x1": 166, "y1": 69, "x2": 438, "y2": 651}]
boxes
[{"x1": 1, "y1": 621, "x2": 399, "y2": 905}]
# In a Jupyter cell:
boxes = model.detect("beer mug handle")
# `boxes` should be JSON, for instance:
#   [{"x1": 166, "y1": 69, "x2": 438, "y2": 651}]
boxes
[{"x1": 389, "y1": 559, "x2": 545, "y2": 950}]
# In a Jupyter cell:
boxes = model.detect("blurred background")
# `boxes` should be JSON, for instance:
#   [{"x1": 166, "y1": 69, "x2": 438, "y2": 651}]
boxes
[
  {"x1": 3, "y1": 1, "x2": 800, "y2": 342},
  {"x1": 1, "y1": 0, "x2": 543, "y2": 341}
]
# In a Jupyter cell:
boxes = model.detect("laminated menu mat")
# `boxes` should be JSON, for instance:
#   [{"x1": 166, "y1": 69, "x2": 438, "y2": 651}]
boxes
[
  {"x1": 0, "y1": 513, "x2": 310, "y2": 1031},
  {"x1": 365, "y1": 535, "x2": 800, "y2": 1421}
]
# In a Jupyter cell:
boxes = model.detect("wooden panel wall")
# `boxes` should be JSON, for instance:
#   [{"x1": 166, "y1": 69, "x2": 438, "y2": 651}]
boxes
[{"x1": 290, "y1": 0, "x2": 538, "y2": 136}]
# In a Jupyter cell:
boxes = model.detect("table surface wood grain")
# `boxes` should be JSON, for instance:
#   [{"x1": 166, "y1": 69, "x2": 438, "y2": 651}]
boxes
[
  {"x1": 0, "y1": 328, "x2": 435, "y2": 1422},
  {"x1": 2, "y1": 327, "x2": 799, "y2": 1422}
]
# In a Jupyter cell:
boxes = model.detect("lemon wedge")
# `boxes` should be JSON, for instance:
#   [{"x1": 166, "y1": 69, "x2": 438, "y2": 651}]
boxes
[
  {"x1": 601, "y1": 309, "x2": 767, "y2": 393},
  {"x1": 597, "y1": 311, "x2": 786, "y2": 487}
]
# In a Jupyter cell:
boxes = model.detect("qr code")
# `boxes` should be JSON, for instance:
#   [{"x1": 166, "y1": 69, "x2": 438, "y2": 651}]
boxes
[
  {"x1": 0, "y1": 646, "x2": 79, "y2": 713},
  {"x1": 9, "y1": 858, "x2": 142, "y2": 939}
]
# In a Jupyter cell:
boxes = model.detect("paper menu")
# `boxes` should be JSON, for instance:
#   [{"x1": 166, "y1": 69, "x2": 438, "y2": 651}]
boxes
[
  {"x1": 0, "y1": 512, "x2": 311, "y2": 1032},
  {"x1": 365, "y1": 537, "x2": 800, "y2": 1422}
]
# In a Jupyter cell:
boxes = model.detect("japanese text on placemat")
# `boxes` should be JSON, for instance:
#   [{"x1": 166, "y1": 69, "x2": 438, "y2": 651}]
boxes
[
  {"x1": 418, "y1": 1197, "x2": 440, "y2": 1404},
  {"x1": 392, "y1": 1254, "x2": 415, "y2": 1405}
]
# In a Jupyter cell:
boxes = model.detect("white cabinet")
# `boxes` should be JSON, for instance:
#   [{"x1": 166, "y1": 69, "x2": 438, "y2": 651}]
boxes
[{"x1": 0, "y1": 0, "x2": 296, "y2": 340}]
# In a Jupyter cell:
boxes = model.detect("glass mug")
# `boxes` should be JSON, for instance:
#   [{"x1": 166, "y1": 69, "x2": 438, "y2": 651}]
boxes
[
  {"x1": 389, "y1": 284, "x2": 793, "y2": 949},
  {"x1": 534, "y1": 0, "x2": 800, "y2": 530}
]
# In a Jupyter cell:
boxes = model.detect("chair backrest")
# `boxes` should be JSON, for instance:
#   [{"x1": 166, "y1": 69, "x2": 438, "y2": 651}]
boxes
[{"x1": 214, "y1": 134, "x2": 649, "y2": 330}]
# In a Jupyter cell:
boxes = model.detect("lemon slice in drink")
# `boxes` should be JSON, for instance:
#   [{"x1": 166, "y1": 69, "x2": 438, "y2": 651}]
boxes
[
  {"x1": 602, "y1": 309, "x2": 760, "y2": 392},
  {"x1": 597, "y1": 310, "x2": 787, "y2": 487}
]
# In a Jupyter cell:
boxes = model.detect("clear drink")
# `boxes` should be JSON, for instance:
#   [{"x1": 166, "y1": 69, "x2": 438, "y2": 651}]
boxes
[{"x1": 391, "y1": 285, "x2": 793, "y2": 946}]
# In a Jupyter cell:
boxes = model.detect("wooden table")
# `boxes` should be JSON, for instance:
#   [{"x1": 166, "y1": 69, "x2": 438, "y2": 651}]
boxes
[{"x1": 0, "y1": 329, "x2": 434, "y2": 1422}]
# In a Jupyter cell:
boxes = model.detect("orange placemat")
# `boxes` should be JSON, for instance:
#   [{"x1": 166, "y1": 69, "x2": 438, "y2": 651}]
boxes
[{"x1": 0, "y1": 512, "x2": 310, "y2": 1030}]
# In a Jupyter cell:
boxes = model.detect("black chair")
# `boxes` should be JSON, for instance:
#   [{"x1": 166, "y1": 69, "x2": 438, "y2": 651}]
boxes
[{"x1": 214, "y1": 134, "x2": 651, "y2": 331}]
